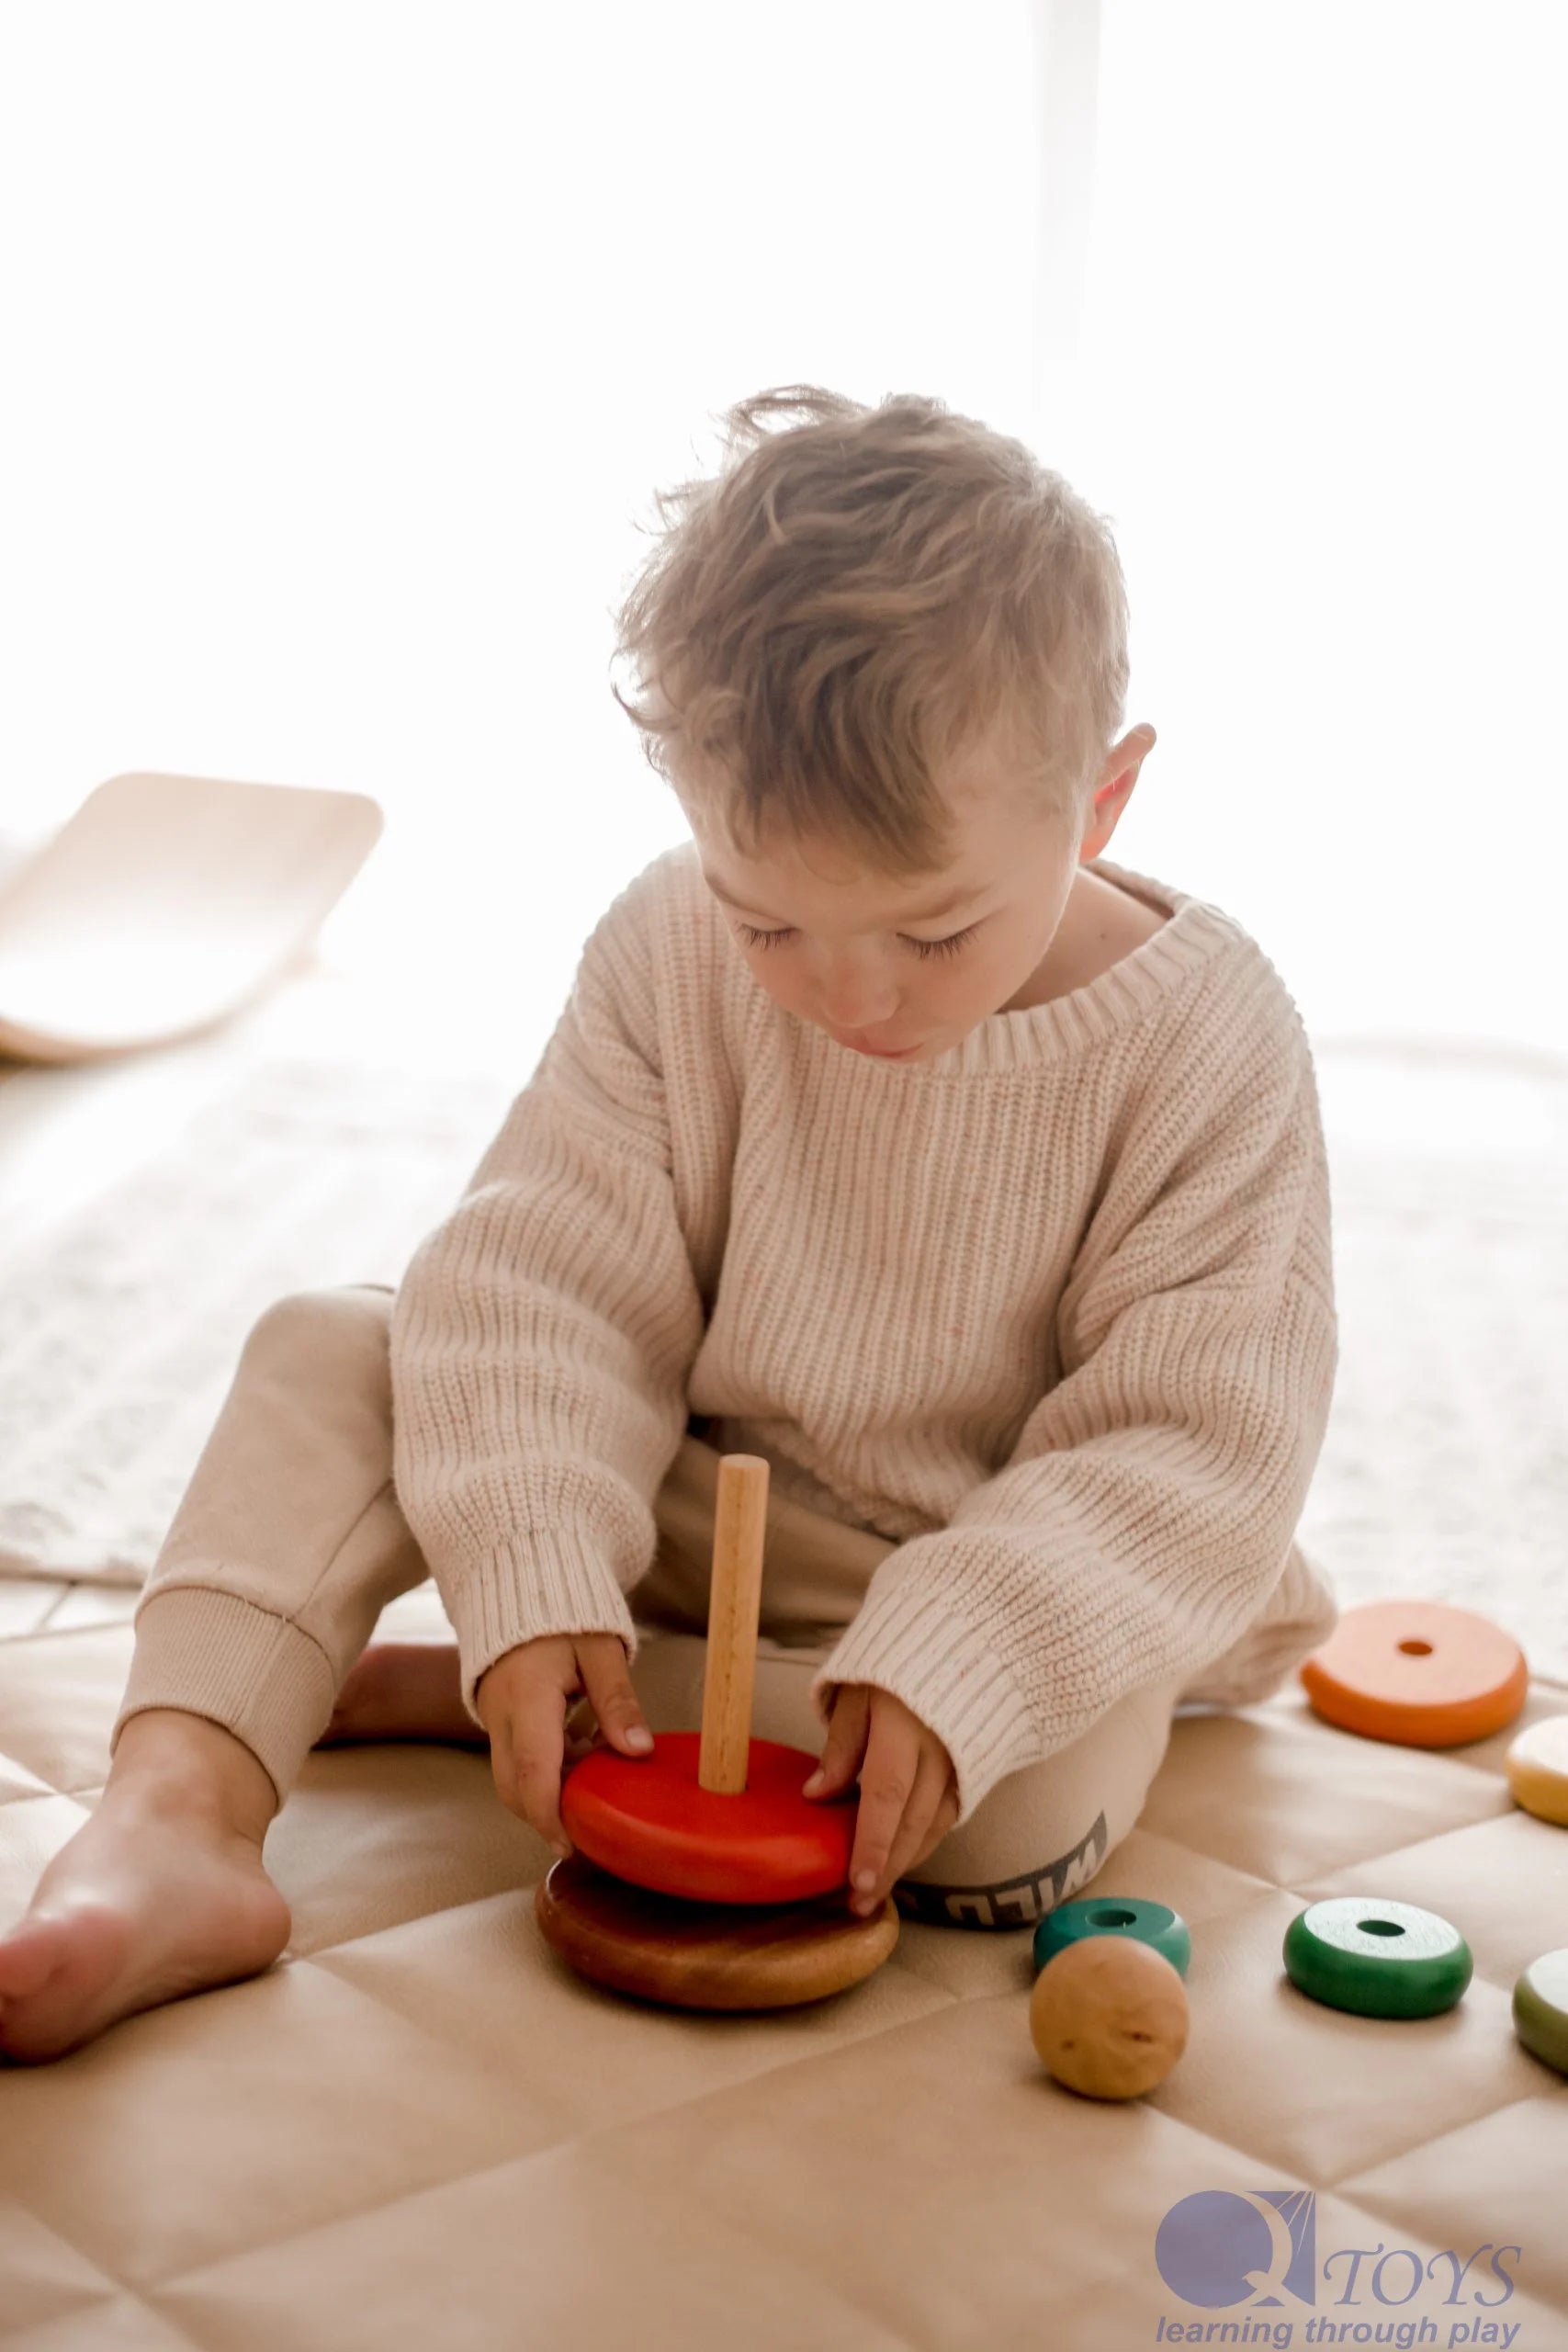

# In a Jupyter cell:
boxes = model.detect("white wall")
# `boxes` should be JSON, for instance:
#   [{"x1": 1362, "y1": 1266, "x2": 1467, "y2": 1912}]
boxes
[{"x1": 1058, "y1": 0, "x2": 1567, "y2": 1056}]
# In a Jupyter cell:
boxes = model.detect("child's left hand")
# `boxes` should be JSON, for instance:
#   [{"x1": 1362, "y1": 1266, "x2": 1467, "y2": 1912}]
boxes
[{"x1": 803, "y1": 1683, "x2": 959, "y2": 1914}]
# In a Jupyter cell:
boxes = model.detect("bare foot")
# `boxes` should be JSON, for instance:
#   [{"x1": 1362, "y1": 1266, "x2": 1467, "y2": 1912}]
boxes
[
  {"x1": 316, "y1": 1641, "x2": 490, "y2": 1749},
  {"x1": 0, "y1": 1781, "x2": 290, "y2": 2065}
]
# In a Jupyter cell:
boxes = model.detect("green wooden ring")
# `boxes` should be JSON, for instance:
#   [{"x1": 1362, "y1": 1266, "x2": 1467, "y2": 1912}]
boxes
[
  {"x1": 1283, "y1": 1896, "x2": 1472, "y2": 2018},
  {"x1": 1032, "y1": 1895, "x2": 1191, "y2": 1980},
  {"x1": 1513, "y1": 1947, "x2": 1568, "y2": 2076}
]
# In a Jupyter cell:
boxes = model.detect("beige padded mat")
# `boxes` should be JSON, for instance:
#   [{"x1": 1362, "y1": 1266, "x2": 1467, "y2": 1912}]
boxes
[{"x1": 2, "y1": 1618, "x2": 1567, "y2": 2350}]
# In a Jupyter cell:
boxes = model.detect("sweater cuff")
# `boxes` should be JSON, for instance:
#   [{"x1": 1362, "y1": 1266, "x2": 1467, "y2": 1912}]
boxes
[
  {"x1": 439, "y1": 1527, "x2": 641, "y2": 1727},
  {"x1": 808, "y1": 1577, "x2": 1038, "y2": 1829}
]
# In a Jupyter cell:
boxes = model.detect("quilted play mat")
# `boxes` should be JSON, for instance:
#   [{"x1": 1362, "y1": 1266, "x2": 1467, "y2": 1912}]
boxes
[{"x1": 2, "y1": 1608, "x2": 1565, "y2": 2350}]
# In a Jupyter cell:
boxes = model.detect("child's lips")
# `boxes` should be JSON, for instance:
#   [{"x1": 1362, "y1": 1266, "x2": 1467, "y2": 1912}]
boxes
[{"x1": 837, "y1": 1034, "x2": 919, "y2": 1057}]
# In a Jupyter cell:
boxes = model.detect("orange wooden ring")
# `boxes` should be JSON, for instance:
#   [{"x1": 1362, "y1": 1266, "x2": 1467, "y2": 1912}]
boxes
[
  {"x1": 561, "y1": 1730, "x2": 854, "y2": 1905},
  {"x1": 1300, "y1": 1598, "x2": 1528, "y2": 1747}
]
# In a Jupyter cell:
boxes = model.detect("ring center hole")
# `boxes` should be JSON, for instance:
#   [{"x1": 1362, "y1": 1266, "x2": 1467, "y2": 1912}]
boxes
[
  {"x1": 1398, "y1": 1638, "x2": 1435, "y2": 1656},
  {"x1": 1359, "y1": 1919, "x2": 1405, "y2": 1937},
  {"x1": 1090, "y1": 1907, "x2": 1138, "y2": 1928}
]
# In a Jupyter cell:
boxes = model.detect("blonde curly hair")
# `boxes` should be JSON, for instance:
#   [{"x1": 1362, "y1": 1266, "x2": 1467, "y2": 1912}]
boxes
[{"x1": 608, "y1": 384, "x2": 1132, "y2": 878}]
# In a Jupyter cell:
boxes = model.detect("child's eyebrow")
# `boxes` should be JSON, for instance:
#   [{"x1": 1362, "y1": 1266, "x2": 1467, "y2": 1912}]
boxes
[{"x1": 701, "y1": 868, "x2": 988, "y2": 925}]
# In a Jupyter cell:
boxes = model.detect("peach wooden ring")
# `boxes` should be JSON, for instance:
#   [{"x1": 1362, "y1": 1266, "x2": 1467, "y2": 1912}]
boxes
[
  {"x1": 1300, "y1": 1598, "x2": 1528, "y2": 1747},
  {"x1": 1506, "y1": 1713, "x2": 1568, "y2": 1826},
  {"x1": 559, "y1": 1454, "x2": 854, "y2": 1905}
]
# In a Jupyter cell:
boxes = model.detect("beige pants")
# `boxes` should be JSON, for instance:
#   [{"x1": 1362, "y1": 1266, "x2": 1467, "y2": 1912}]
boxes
[{"x1": 109, "y1": 1285, "x2": 1192, "y2": 1931}]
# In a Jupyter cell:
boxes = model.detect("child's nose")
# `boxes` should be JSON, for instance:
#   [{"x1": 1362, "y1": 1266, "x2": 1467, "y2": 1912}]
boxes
[{"x1": 818, "y1": 987, "x2": 901, "y2": 1032}]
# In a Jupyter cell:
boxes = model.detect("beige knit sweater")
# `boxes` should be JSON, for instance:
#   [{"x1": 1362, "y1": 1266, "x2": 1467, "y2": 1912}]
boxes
[{"x1": 389, "y1": 842, "x2": 1339, "y2": 1826}]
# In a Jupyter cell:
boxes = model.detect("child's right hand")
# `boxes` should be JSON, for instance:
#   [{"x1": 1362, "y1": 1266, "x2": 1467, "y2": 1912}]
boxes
[{"x1": 473, "y1": 1632, "x2": 655, "y2": 1856}]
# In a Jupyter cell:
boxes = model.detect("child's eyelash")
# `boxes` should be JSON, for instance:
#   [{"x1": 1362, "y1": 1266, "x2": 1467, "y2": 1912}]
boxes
[{"x1": 734, "y1": 921, "x2": 979, "y2": 961}]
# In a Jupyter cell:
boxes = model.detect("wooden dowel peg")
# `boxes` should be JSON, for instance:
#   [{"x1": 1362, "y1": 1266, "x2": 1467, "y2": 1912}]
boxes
[{"x1": 698, "y1": 1453, "x2": 769, "y2": 1794}]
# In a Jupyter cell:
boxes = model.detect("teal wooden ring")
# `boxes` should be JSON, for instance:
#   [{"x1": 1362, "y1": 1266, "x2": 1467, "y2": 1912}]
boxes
[
  {"x1": 1283, "y1": 1896, "x2": 1472, "y2": 2018},
  {"x1": 1032, "y1": 1895, "x2": 1191, "y2": 1980},
  {"x1": 1513, "y1": 1948, "x2": 1568, "y2": 2076}
]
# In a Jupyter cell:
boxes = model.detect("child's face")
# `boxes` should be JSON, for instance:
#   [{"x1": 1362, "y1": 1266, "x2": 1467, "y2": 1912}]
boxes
[{"x1": 682, "y1": 726, "x2": 1152, "y2": 1064}]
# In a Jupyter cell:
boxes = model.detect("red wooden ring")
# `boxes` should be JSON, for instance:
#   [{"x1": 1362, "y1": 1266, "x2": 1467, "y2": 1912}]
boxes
[{"x1": 560, "y1": 1731, "x2": 855, "y2": 1905}]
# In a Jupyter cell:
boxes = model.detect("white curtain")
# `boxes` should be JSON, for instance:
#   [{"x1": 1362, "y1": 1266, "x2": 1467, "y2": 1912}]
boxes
[
  {"x1": 1043, "y1": 1, "x2": 1567, "y2": 1058},
  {"x1": 1, "y1": 1, "x2": 1561, "y2": 1069}
]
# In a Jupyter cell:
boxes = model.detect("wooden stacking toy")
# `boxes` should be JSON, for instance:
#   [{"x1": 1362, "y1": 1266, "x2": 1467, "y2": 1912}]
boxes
[
  {"x1": 1029, "y1": 1934, "x2": 1190, "y2": 2099},
  {"x1": 1300, "y1": 1599, "x2": 1528, "y2": 1747},
  {"x1": 534, "y1": 1502, "x2": 1561, "y2": 2086},
  {"x1": 535, "y1": 1453, "x2": 899, "y2": 2011}
]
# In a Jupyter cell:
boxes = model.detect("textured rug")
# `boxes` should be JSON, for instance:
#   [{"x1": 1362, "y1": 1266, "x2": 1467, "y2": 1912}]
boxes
[
  {"x1": 0, "y1": 1036, "x2": 1563, "y2": 1681},
  {"x1": 0, "y1": 1056, "x2": 515, "y2": 1590}
]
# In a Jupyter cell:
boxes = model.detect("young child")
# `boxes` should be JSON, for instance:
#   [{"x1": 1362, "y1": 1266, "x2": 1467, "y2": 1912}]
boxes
[{"x1": 0, "y1": 385, "x2": 1337, "y2": 2064}]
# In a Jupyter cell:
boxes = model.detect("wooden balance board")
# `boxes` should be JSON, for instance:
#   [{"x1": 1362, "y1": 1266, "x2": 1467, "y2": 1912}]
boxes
[
  {"x1": 0, "y1": 770, "x2": 383, "y2": 1064},
  {"x1": 534, "y1": 1453, "x2": 902, "y2": 2012}
]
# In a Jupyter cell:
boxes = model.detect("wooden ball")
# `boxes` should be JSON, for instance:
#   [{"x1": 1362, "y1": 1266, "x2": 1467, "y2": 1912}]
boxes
[{"x1": 1029, "y1": 1932, "x2": 1190, "y2": 2100}]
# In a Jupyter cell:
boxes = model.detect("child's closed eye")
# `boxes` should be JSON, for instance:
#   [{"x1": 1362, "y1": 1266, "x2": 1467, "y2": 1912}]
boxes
[{"x1": 735, "y1": 921, "x2": 980, "y2": 962}]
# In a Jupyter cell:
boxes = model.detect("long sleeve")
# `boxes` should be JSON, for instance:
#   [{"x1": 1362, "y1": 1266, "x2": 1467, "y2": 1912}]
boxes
[
  {"x1": 807, "y1": 1017, "x2": 1338, "y2": 1828},
  {"x1": 389, "y1": 878, "x2": 707, "y2": 1726}
]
